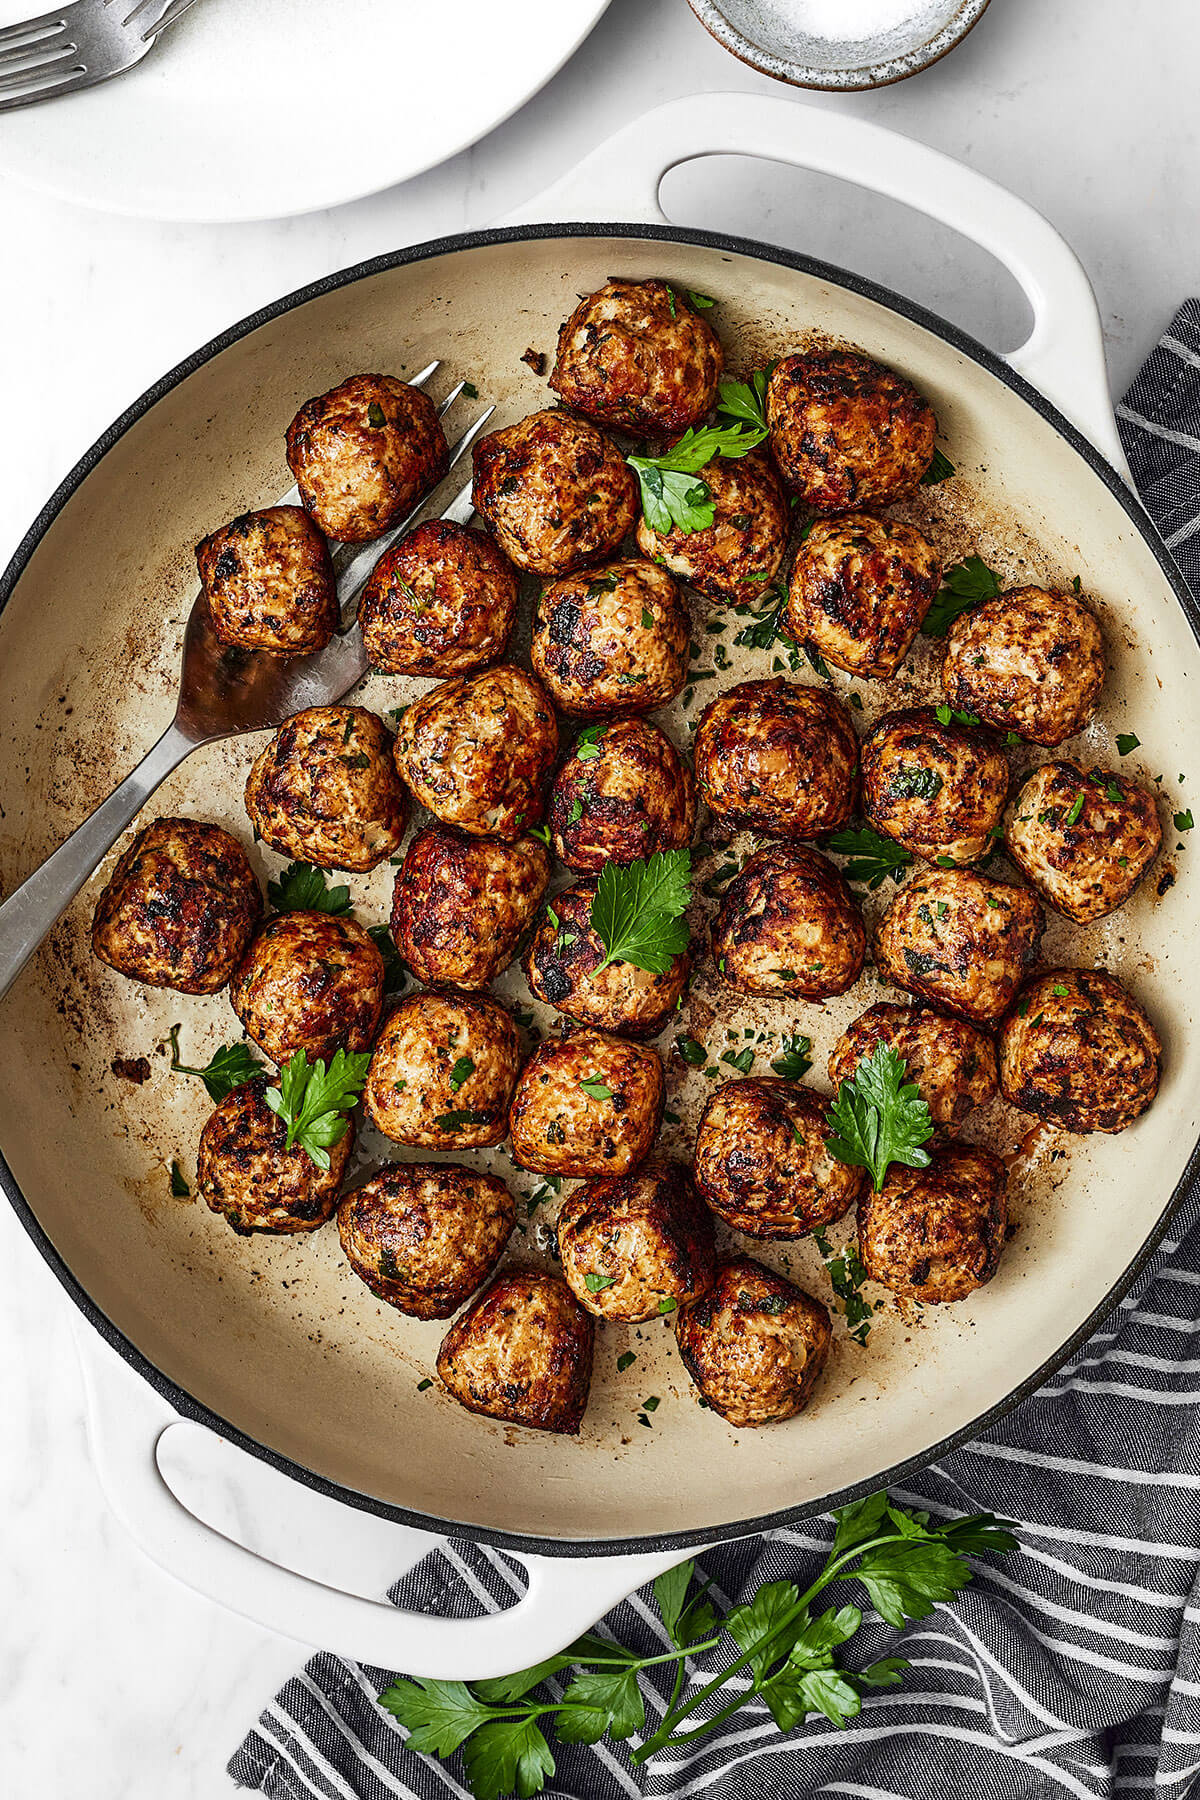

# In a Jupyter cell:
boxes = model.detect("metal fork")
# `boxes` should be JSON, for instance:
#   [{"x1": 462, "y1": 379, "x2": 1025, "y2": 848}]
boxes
[
  {"x1": 0, "y1": 0, "x2": 200, "y2": 113},
  {"x1": 0, "y1": 366, "x2": 496, "y2": 999}
]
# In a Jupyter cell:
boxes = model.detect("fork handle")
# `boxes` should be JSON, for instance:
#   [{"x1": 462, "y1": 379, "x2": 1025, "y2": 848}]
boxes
[{"x1": 0, "y1": 723, "x2": 194, "y2": 1003}]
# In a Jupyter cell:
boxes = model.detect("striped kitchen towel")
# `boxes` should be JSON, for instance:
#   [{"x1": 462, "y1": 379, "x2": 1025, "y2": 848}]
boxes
[{"x1": 230, "y1": 302, "x2": 1200, "y2": 1800}]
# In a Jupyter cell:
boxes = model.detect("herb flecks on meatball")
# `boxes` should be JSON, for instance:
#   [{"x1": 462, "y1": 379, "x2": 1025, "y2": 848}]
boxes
[
  {"x1": 524, "y1": 880, "x2": 689, "y2": 1038},
  {"x1": 196, "y1": 506, "x2": 337, "y2": 655},
  {"x1": 198, "y1": 1075, "x2": 351, "y2": 1236},
  {"x1": 872, "y1": 867, "x2": 1044, "y2": 1025},
  {"x1": 861, "y1": 706, "x2": 1010, "y2": 866},
  {"x1": 549, "y1": 278, "x2": 723, "y2": 438},
  {"x1": 285, "y1": 373, "x2": 448, "y2": 543},
  {"x1": 437, "y1": 1267, "x2": 594, "y2": 1433},
  {"x1": 358, "y1": 519, "x2": 519, "y2": 677},
  {"x1": 531, "y1": 560, "x2": 690, "y2": 717},
  {"x1": 787, "y1": 512, "x2": 942, "y2": 680},
  {"x1": 1005, "y1": 762, "x2": 1162, "y2": 923},
  {"x1": 829, "y1": 1003, "x2": 997, "y2": 1131},
  {"x1": 674, "y1": 1258, "x2": 832, "y2": 1427},
  {"x1": 636, "y1": 453, "x2": 788, "y2": 604},
  {"x1": 942, "y1": 587, "x2": 1105, "y2": 747},
  {"x1": 694, "y1": 1078, "x2": 866, "y2": 1238},
  {"x1": 713, "y1": 843, "x2": 865, "y2": 999},
  {"x1": 394, "y1": 665, "x2": 558, "y2": 841},
  {"x1": 229, "y1": 910, "x2": 384, "y2": 1065},
  {"x1": 766, "y1": 350, "x2": 937, "y2": 513},
  {"x1": 998, "y1": 968, "x2": 1161, "y2": 1134},
  {"x1": 694, "y1": 678, "x2": 859, "y2": 840},
  {"x1": 549, "y1": 718, "x2": 696, "y2": 873},
  {"x1": 363, "y1": 990, "x2": 519, "y2": 1148},
  {"x1": 391, "y1": 827, "x2": 549, "y2": 989},
  {"x1": 508, "y1": 1028, "x2": 665, "y2": 1177},
  {"x1": 245, "y1": 705, "x2": 408, "y2": 873},
  {"x1": 858, "y1": 1142, "x2": 1008, "y2": 1304},
  {"x1": 557, "y1": 1160, "x2": 716, "y2": 1323},
  {"x1": 472, "y1": 409, "x2": 638, "y2": 577},
  {"x1": 339, "y1": 1163, "x2": 515, "y2": 1320}
]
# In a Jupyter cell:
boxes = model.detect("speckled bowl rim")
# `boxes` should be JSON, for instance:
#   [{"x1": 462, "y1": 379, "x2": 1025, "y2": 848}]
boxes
[{"x1": 687, "y1": 0, "x2": 992, "y2": 91}]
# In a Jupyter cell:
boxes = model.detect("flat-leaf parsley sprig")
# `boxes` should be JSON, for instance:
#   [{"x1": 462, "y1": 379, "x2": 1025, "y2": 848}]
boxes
[
  {"x1": 628, "y1": 421, "x2": 767, "y2": 536},
  {"x1": 168, "y1": 1024, "x2": 264, "y2": 1102},
  {"x1": 264, "y1": 1047, "x2": 370, "y2": 1169},
  {"x1": 827, "y1": 1042, "x2": 934, "y2": 1191},
  {"x1": 824, "y1": 824, "x2": 914, "y2": 891},
  {"x1": 922, "y1": 555, "x2": 1002, "y2": 638},
  {"x1": 267, "y1": 860, "x2": 352, "y2": 915},
  {"x1": 589, "y1": 848, "x2": 693, "y2": 974}
]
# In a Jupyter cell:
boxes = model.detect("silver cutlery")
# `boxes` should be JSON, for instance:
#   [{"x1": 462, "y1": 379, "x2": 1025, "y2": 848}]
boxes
[{"x1": 0, "y1": 0, "x2": 201, "y2": 113}]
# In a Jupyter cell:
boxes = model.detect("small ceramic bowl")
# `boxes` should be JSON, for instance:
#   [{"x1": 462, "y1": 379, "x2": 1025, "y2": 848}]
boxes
[{"x1": 688, "y1": 0, "x2": 991, "y2": 91}]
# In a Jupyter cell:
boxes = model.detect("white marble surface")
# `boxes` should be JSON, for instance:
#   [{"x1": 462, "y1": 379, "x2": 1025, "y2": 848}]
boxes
[{"x1": 1, "y1": 0, "x2": 1198, "y2": 1793}]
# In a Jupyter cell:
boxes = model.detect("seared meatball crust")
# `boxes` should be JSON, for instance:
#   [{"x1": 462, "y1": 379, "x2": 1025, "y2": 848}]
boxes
[
  {"x1": 873, "y1": 868, "x2": 1044, "y2": 1025},
  {"x1": 245, "y1": 705, "x2": 408, "y2": 873},
  {"x1": 635, "y1": 453, "x2": 789, "y2": 604},
  {"x1": 338, "y1": 1163, "x2": 514, "y2": 1320},
  {"x1": 357, "y1": 519, "x2": 519, "y2": 677},
  {"x1": 713, "y1": 843, "x2": 865, "y2": 1000},
  {"x1": 531, "y1": 560, "x2": 690, "y2": 717},
  {"x1": 694, "y1": 679, "x2": 859, "y2": 840},
  {"x1": 472, "y1": 410, "x2": 638, "y2": 577},
  {"x1": 858, "y1": 1143, "x2": 1008, "y2": 1305},
  {"x1": 196, "y1": 505, "x2": 337, "y2": 655},
  {"x1": 550, "y1": 278, "x2": 723, "y2": 436},
  {"x1": 523, "y1": 881, "x2": 689, "y2": 1038},
  {"x1": 390, "y1": 827, "x2": 549, "y2": 989},
  {"x1": 92, "y1": 817, "x2": 261, "y2": 995},
  {"x1": 437, "y1": 1267, "x2": 594, "y2": 1434},
  {"x1": 508, "y1": 1028, "x2": 665, "y2": 1178},
  {"x1": 362, "y1": 990, "x2": 519, "y2": 1149},
  {"x1": 675, "y1": 1258, "x2": 832, "y2": 1428},
  {"x1": 229, "y1": 910, "x2": 384, "y2": 1065},
  {"x1": 694, "y1": 1078, "x2": 866, "y2": 1238},
  {"x1": 394, "y1": 665, "x2": 558, "y2": 840},
  {"x1": 549, "y1": 717, "x2": 696, "y2": 873},
  {"x1": 197, "y1": 1076, "x2": 352, "y2": 1236},
  {"x1": 861, "y1": 706, "x2": 1010, "y2": 866},
  {"x1": 829, "y1": 1003, "x2": 997, "y2": 1131},
  {"x1": 766, "y1": 350, "x2": 937, "y2": 513},
  {"x1": 942, "y1": 587, "x2": 1105, "y2": 747},
  {"x1": 998, "y1": 968, "x2": 1161, "y2": 1134},
  {"x1": 285, "y1": 373, "x2": 448, "y2": 543},
  {"x1": 787, "y1": 512, "x2": 942, "y2": 679},
  {"x1": 557, "y1": 1160, "x2": 716, "y2": 1323},
  {"x1": 1005, "y1": 762, "x2": 1162, "y2": 923}
]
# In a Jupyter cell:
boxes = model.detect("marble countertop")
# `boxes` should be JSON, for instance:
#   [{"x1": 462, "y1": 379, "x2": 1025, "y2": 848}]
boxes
[{"x1": 2, "y1": 0, "x2": 1198, "y2": 1792}]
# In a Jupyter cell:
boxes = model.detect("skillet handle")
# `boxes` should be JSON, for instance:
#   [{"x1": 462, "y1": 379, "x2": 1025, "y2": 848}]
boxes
[
  {"x1": 73, "y1": 1321, "x2": 689, "y2": 1679},
  {"x1": 508, "y1": 93, "x2": 1127, "y2": 474}
]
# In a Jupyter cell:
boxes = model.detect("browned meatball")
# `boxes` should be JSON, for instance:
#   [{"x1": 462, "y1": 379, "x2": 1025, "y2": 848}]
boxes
[
  {"x1": 998, "y1": 968, "x2": 1161, "y2": 1134},
  {"x1": 338, "y1": 1163, "x2": 514, "y2": 1320},
  {"x1": 92, "y1": 817, "x2": 261, "y2": 995},
  {"x1": 285, "y1": 373, "x2": 448, "y2": 543},
  {"x1": 393, "y1": 665, "x2": 558, "y2": 840},
  {"x1": 942, "y1": 588, "x2": 1105, "y2": 747},
  {"x1": 635, "y1": 453, "x2": 789, "y2": 604},
  {"x1": 1005, "y1": 763, "x2": 1162, "y2": 923},
  {"x1": 557, "y1": 1161, "x2": 716, "y2": 1322},
  {"x1": 437, "y1": 1267, "x2": 594, "y2": 1433},
  {"x1": 861, "y1": 707, "x2": 1010, "y2": 866},
  {"x1": 873, "y1": 868, "x2": 1044, "y2": 1025},
  {"x1": 523, "y1": 881, "x2": 689, "y2": 1038},
  {"x1": 858, "y1": 1143, "x2": 1008, "y2": 1304},
  {"x1": 508, "y1": 1028, "x2": 665, "y2": 1177},
  {"x1": 357, "y1": 519, "x2": 519, "y2": 677},
  {"x1": 766, "y1": 350, "x2": 937, "y2": 513},
  {"x1": 362, "y1": 990, "x2": 519, "y2": 1149},
  {"x1": 694, "y1": 679, "x2": 859, "y2": 840},
  {"x1": 713, "y1": 844, "x2": 865, "y2": 999},
  {"x1": 694, "y1": 1078, "x2": 866, "y2": 1238},
  {"x1": 390, "y1": 827, "x2": 549, "y2": 989},
  {"x1": 229, "y1": 911, "x2": 384, "y2": 1064},
  {"x1": 786, "y1": 512, "x2": 942, "y2": 679},
  {"x1": 196, "y1": 506, "x2": 337, "y2": 655},
  {"x1": 472, "y1": 410, "x2": 638, "y2": 577},
  {"x1": 197, "y1": 1075, "x2": 352, "y2": 1236},
  {"x1": 530, "y1": 560, "x2": 690, "y2": 717},
  {"x1": 829, "y1": 1003, "x2": 997, "y2": 1130},
  {"x1": 245, "y1": 706, "x2": 408, "y2": 873},
  {"x1": 674, "y1": 1258, "x2": 832, "y2": 1427},
  {"x1": 549, "y1": 278, "x2": 723, "y2": 437},
  {"x1": 549, "y1": 718, "x2": 695, "y2": 873}
]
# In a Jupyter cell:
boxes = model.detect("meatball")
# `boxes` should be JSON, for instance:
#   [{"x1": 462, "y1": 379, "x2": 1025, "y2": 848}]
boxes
[
  {"x1": 998, "y1": 968, "x2": 1161, "y2": 1134},
  {"x1": 244, "y1": 706, "x2": 408, "y2": 873},
  {"x1": 861, "y1": 707, "x2": 1010, "y2": 866},
  {"x1": 858, "y1": 1143, "x2": 1008, "y2": 1304},
  {"x1": 873, "y1": 868, "x2": 1044, "y2": 1025},
  {"x1": 472, "y1": 410, "x2": 638, "y2": 577},
  {"x1": 285, "y1": 373, "x2": 449, "y2": 543},
  {"x1": 549, "y1": 718, "x2": 695, "y2": 873},
  {"x1": 1005, "y1": 762, "x2": 1162, "y2": 923},
  {"x1": 393, "y1": 665, "x2": 558, "y2": 840},
  {"x1": 338, "y1": 1163, "x2": 514, "y2": 1320},
  {"x1": 635, "y1": 453, "x2": 789, "y2": 603},
  {"x1": 357, "y1": 519, "x2": 519, "y2": 677},
  {"x1": 674, "y1": 1258, "x2": 832, "y2": 1428},
  {"x1": 694, "y1": 679, "x2": 859, "y2": 840},
  {"x1": 942, "y1": 587, "x2": 1105, "y2": 747},
  {"x1": 829, "y1": 1003, "x2": 997, "y2": 1130},
  {"x1": 523, "y1": 881, "x2": 689, "y2": 1038},
  {"x1": 694, "y1": 1078, "x2": 866, "y2": 1238},
  {"x1": 229, "y1": 911, "x2": 384, "y2": 1064},
  {"x1": 766, "y1": 350, "x2": 937, "y2": 513},
  {"x1": 362, "y1": 990, "x2": 518, "y2": 1148},
  {"x1": 548, "y1": 278, "x2": 723, "y2": 437},
  {"x1": 530, "y1": 560, "x2": 690, "y2": 717},
  {"x1": 786, "y1": 512, "x2": 942, "y2": 679},
  {"x1": 196, "y1": 505, "x2": 337, "y2": 655},
  {"x1": 437, "y1": 1267, "x2": 594, "y2": 1434},
  {"x1": 557, "y1": 1160, "x2": 716, "y2": 1323},
  {"x1": 713, "y1": 844, "x2": 865, "y2": 999},
  {"x1": 197, "y1": 1075, "x2": 352, "y2": 1236},
  {"x1": 92, "y1": 817, "x2": 261, "y2": 995},
  {"x1": 508, "y1": 1028, "x2": 664, "y2": 1178},
  {"x1": 390, "y1": 827, "x2": 549, "y2": 989}
]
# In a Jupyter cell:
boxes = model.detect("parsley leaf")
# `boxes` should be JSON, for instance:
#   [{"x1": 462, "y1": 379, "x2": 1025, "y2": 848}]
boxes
[
  {"x1": 262, "y1": 1048, "x2": 369, "y2": 1170},
  {"x1": 368, "y1": 924, "x2": 407, "y2": 995},
  {"x1": 812, "y1": 1225, "x2": 876, "y2": 1343},
  {"x1": 628, "y1": 423, "x2": 767, "y2": 535},
  {"x1": 169, "y1": 1160, "x2": 190, "y2": 1197},
  {"x1": 267, "y1": 861, "x2": 352, "y2": 915},
  {"x1": 824, "y1": 825, "x2": 913, "y2": 891},
  {"x1": 715, "y1": 368, "x2": 770, "y2": 435},
  {"x1": 771, "y1": 1032, "x2": 813, "y2": 1080},
  {"x1": 449, "y1": 1055, "x2": 476, "y2": 1092},
  {"x1": 827, "y1": 1043, "x2": 934, "y2": 1192},
  {"x1": 379, "y1": 1677, "x2": 496, "y2": 1757},
  {"x1": 921, "y1": 446, "x2": 956, "y2": 485},
  {"x1": 168, "y1": 1025, "x2": 263, "y2": 1102},
  {"x1": 1116, "y1": 732, "x2": 1141, "y2": 756},
  {"x1": 555, "y1": 1669, "x2": 644, "y2": 1744},
  {"x1": 463, "y1": 1718, "x2": 556, "y2": 1800},
  {"x1": 590, "y1": 849, "x2": 692, "y2": 974},
  {"x1": 922, "y1": 555, "x2": 1002, "y2": 637}
]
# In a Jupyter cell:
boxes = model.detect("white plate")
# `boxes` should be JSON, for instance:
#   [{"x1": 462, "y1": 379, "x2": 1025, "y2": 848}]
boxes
[{"x1": 0, "y1": 0, "x2": 613, "y2": 223}]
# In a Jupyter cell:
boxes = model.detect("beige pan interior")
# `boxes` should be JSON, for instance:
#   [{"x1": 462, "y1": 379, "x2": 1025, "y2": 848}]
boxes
[{"x1": 1, "y1": 233, "x2": 1198, "y2": 1547}]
